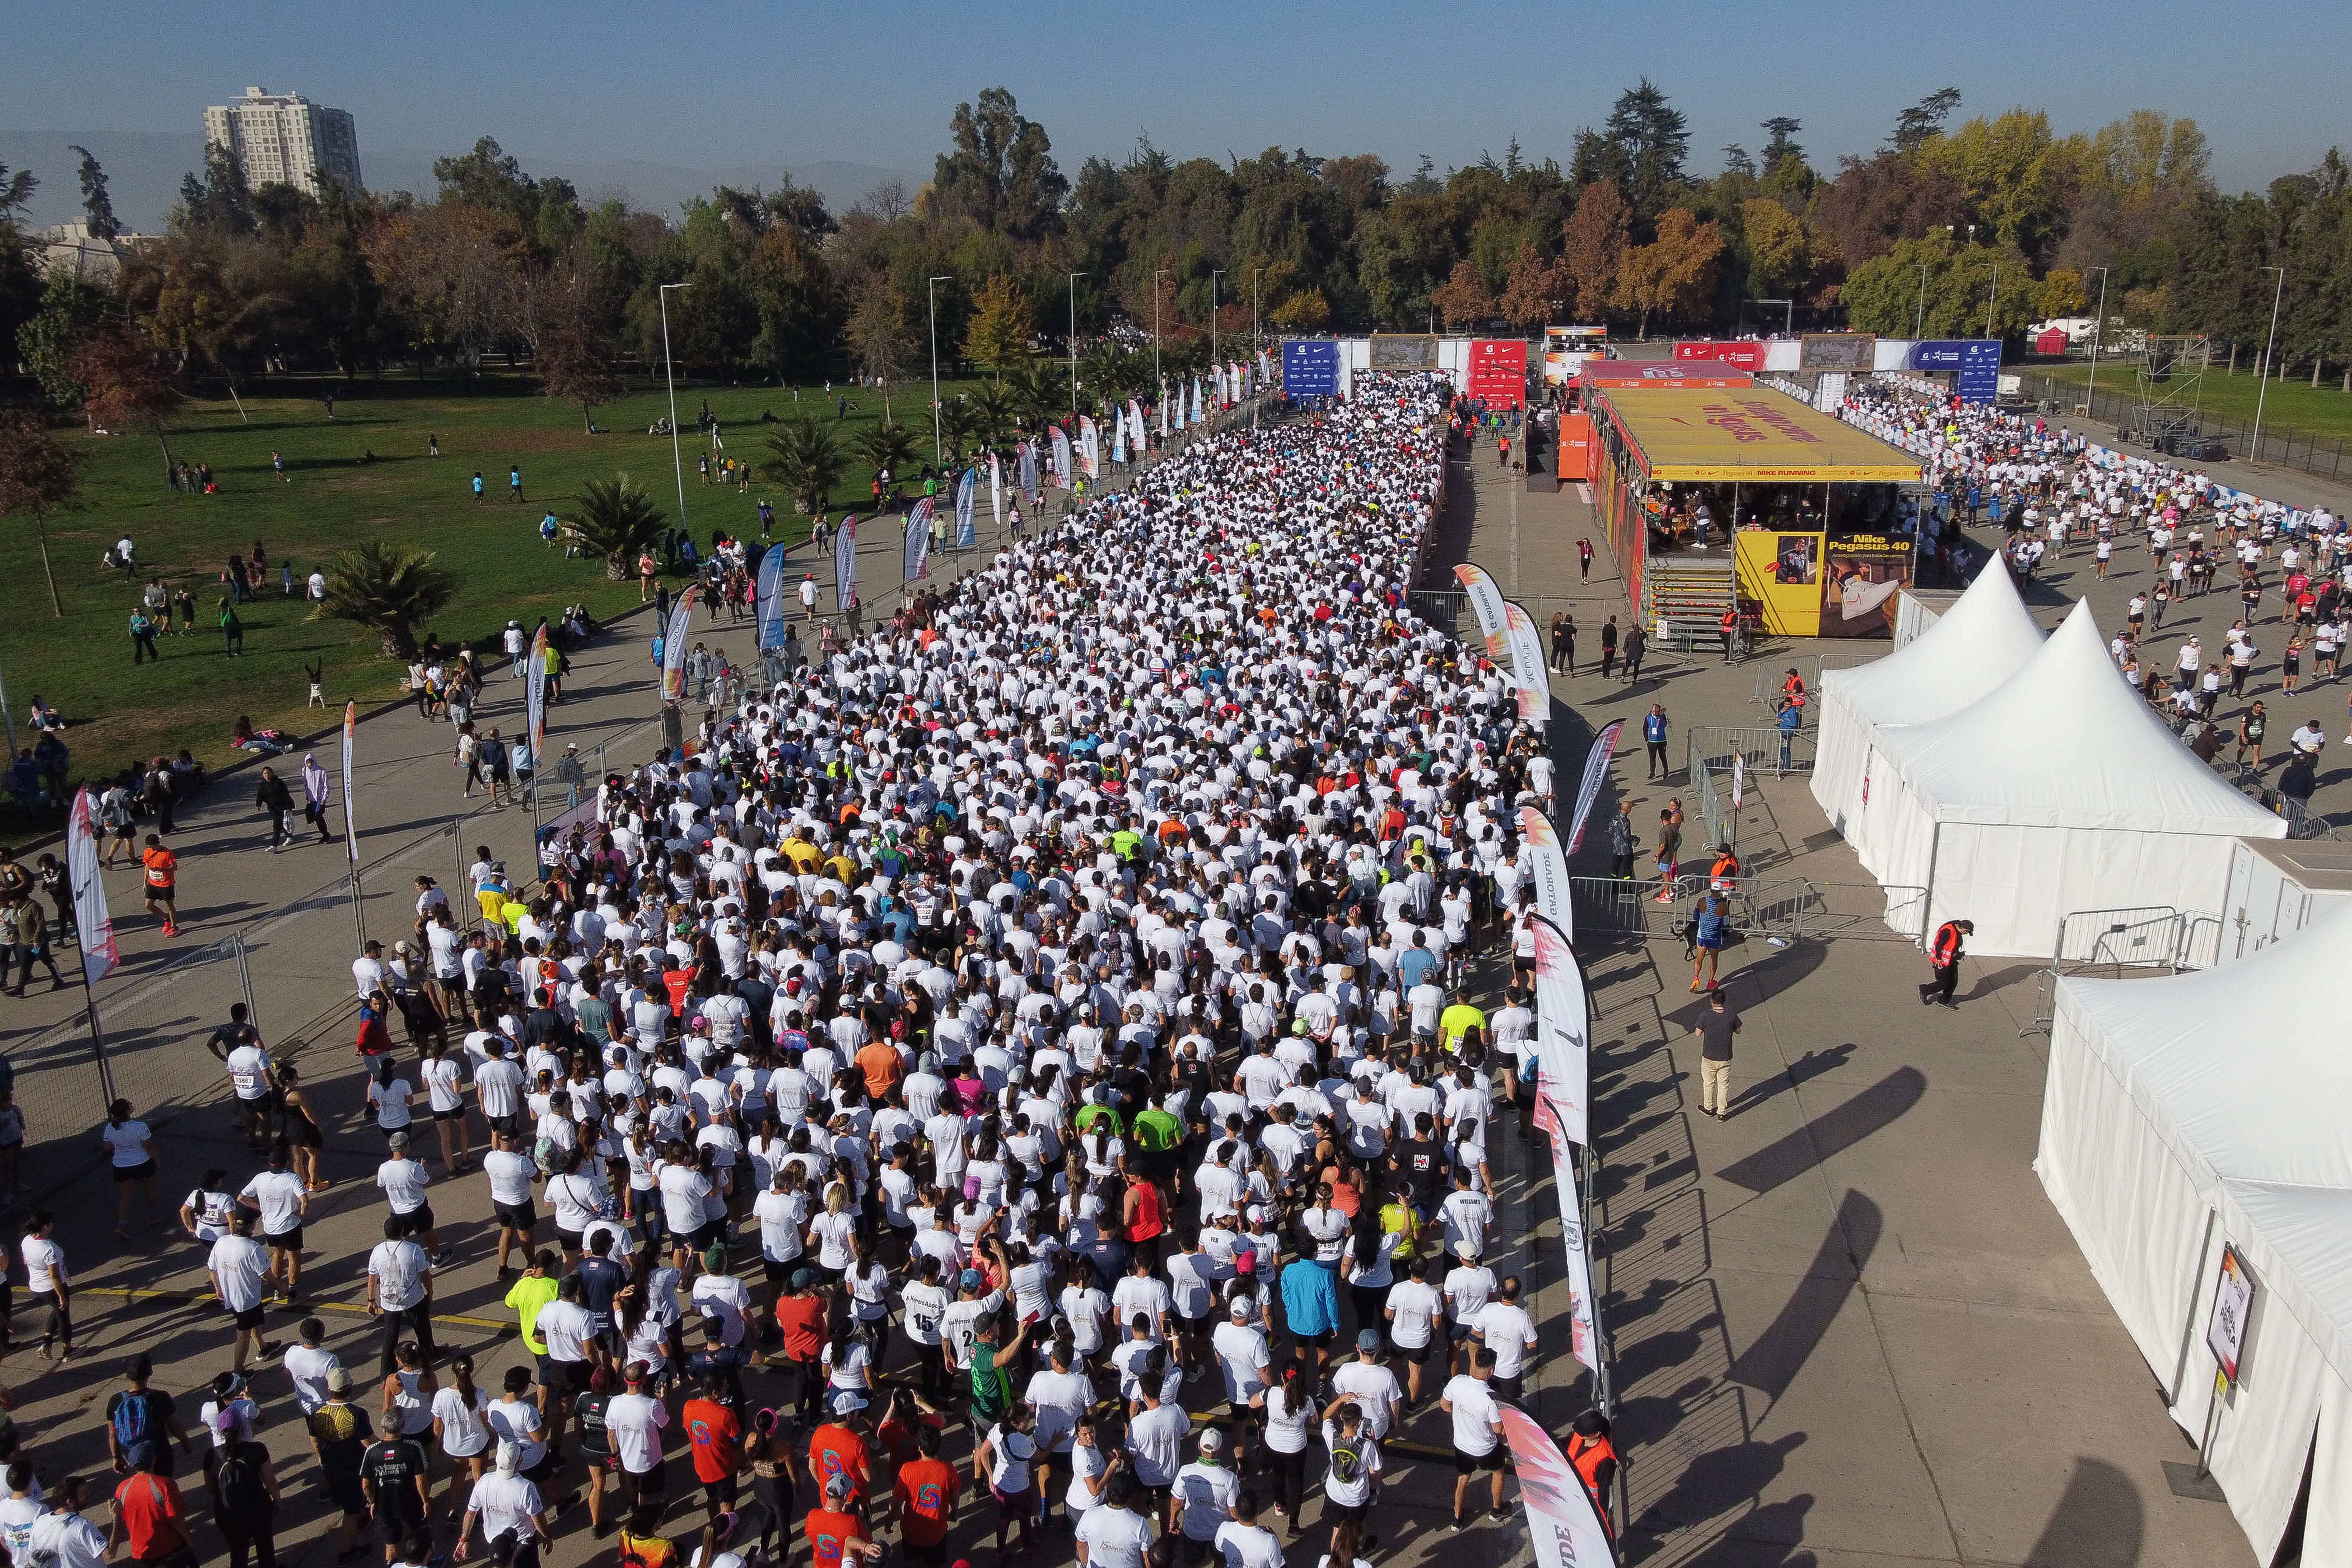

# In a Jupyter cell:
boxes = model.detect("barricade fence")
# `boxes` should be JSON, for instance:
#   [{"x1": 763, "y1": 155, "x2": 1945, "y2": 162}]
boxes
[
  {"x1": 1752, "y1": 651, "x2": 1881, "y2": 710},
  {"x1": 1685, "y1": 724, "x2": 1818, "y2": 853},
  {"x1": 1570, "y1": 874, "x2": 1927, "y2": 944},
  {"x1": 2018, "y1": 903, "x2": 2220, "y2": 1036}
]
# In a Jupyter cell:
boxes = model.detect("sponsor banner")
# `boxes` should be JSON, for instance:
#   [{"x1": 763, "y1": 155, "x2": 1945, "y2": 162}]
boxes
[
  {"x1": 1503, "y1": 601, "x2": 1552, "y2": 727},
  {"x1": 756, "y1": 543, "x2": 789, "y2": 649},
  {"x1": 1517, "y1": 805, "x2": 1572, "y2": 941},
  {"x1": 1539, "y1": 1102, "x2": 1603, "y2": 1373},
  {"x1": 66, "y1": 788, "x2": 118, "y2": 985},
  {"x1": 1819, "y1": 534, "x2": 1913, "y2": 639},
  {"x1": 1369, "y1": 333, "x2": 1441, "y2": 369},
  {"x1": 525, "y1": 623, "x2": 548, "y2": 768},
  {"x1": 954, "y1": 467, "x2": 977, "y2": 548},
  {"x1": 340, "y1": 700, "x2": 359, "y2": 864},
  {"x1": 989, "y1": 454, "x2": 1003, "y2": 531},
  {"x1": 1127, "y1": 399, "x2": 1147, "y2": 455},
  {"x1": 1079, "y1": 416, "x2": 1100, "y2": 478},
  {"x1": 1289, "y1": 338, "x2": 1345, "y2": 395},
  {"x1": 1018, "y1": 440, "x2": 1040, "y2": 506},
  {"x1": 904, "y1": 499, "x2": 933, "y2": 581},
  {"x1": 1580, "y1": 363, "x2": 1752, "y2": 388},
  {"x1": 834, "y1": 516, "x2": 858, "y2": 613},
  {"x1": 1452, "y1": 563, "x2": 1511, "y2": 665},
  {"x1": 660, "y1": 588, "x2": 697, "y2": 703},
  {"x1": 1469, "y1": 339, "x2": 1530, "y2": 410},
  {"x1": 1050, "y1": 427, "x2": 1072, "y2": 488},
  {"x1": 1500, "y1": 1403, "x2": 1619, "y2": 1567},
  {"x1": 1674, "y1": 340, "x2": 1768, "y2": 371},
  {"x1": 1530, "y1": 913, "x2": 1591, "y2": 1146},
  {"x1": 1799, "y1": 332, "x2": 1876, "y2": 371},
  {"x1": 1565, "y1": 719, "x2": 1624, "y2": 853},
  {"x1": 1903, "y1": 338, "x2": 2003, "y2": 403},
  {"x1": 1189, "y1": 379, "x2": 1204, "y2": 424}
]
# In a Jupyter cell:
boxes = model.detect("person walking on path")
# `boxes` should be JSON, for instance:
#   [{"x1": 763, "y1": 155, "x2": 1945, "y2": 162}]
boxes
[
  {"x1": 301, "y1": 753, "x2": 333, "y2": 844},
  {"x1": 255, "y1": 767, "x2": 296, "y2": 852},
  {"x1": 5, "y1": 889, "x2": 65, "y2": 995},
  {"x1": 1692, "y1": 990, "x2": 1740, "y2": 1117},
  {"x1": 1605, "y1": 804, "x2": 1637, "y2": 880},
  {"x1": 1774, "y1": 697, "x2": 1802, "y2": 775},
  {"x1": 509, "y1": 466, "x2": 523, "y2": 503},
  {"x1": 1550, "y1": 613, "x2": 1575, "y2": 676},
  {"x1": 1920, "y1": 918, "x2": 1973, "y2": 1008},
  {"x1": 1622, "y1": 621, "x2": 1647, "y2": 681},
  {"x1": 141, "y1": 834, "x2": 181, "y2": 937},
  {"x1": 1688, "y1": 893, "x2": 1730, "y2": 993},
  {"x1": 1651, "y1": 808, "x2": 1682, "y2": 902},
  {"x1": 130, "y1": 607, "x2": 161, "y2": 665},
  {"x1": 1598, "y1": 616, "x2": 1619, "y2": 679},
  {"x1": 471, "y1": 472, "x2": 485, "y2": 503},
  {"x1": 1642, "y1": 704, "x2": 1669, "y2": 781},
  {"x1": 1578, "y1": 538, "x2": 1595, "y2": 583},
  {"x1": 220, "y1": 598, "x2": 244, "y2": 657}
]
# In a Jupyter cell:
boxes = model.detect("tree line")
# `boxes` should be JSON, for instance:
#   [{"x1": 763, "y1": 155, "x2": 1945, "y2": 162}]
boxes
[{"x1": 3, "y1": 81, "x2": 2351, "y2": 418}]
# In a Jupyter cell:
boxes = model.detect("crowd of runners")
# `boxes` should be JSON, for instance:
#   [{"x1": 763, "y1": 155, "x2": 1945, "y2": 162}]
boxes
[{"x1": 8, "y1": 372, "x2": 1618, "y2": 1568}]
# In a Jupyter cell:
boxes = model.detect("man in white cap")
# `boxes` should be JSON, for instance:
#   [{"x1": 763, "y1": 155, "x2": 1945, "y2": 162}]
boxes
[
  {"x1": 457, "y1": 1442, "x2": 548, "y2": 1567},
  {"x1": 1168, "y1": 1428, "x2": 1240, "y2": 1562}
]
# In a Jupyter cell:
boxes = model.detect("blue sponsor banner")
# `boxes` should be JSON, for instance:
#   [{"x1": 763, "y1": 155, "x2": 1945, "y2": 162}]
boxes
[
  {"x1": 1907, "y1": 339, "x2": 2003, "y2": 404},
  {"x1": 1282, "y1": 339, "x2": 1339, "y2": 397}
]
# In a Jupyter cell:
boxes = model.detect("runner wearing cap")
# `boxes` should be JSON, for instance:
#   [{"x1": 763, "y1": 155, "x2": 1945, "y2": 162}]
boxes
[{"x1": 1168, "y1": 1428, "x2": 1240, "y2": 1564}]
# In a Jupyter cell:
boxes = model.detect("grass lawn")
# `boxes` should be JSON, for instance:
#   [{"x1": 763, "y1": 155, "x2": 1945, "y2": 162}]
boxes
[
  {"x1": 2033, "y1": 361, "x2": 2352, "y2": 444},
  {"x1": 1, "y1": 372, "x2": 987, "y2": 826}
]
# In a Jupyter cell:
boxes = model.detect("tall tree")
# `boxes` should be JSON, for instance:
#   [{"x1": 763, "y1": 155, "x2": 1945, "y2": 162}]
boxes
[
  {"x1": 0, "y1": 408, "x2": 86, "y2": 616},
  {"x1": 1740, "y1": 199, "x2": 1812, "y2": 299},
  {"x1": 1891, "y1": 89, "x2": 1963, "y2": 155},
  {"x1": 846, "y1": 277, "x2": 916, "y2": 420},
  {"x1": 73, "y1": 327, "x2": 181, "y2": 471},
  {"x1": 961, "y1": 273, "x2": 1031, "y2": 377},
  {"x1": 929, "y1": 88, "x2": 1068, "y2": 241},
  {"x1": 1721, "y1": 145, "x2": 1757, "y2": 179},
  {"x1": 1759, "y1": 118, "x2": 1805, "y2": 176},
  {"x1": 1430, "y1": 258, "x2": 1494, "y2": 329},
  {"x1": 1612, "y1": 209, "x2": 1723, "y2": 336},
  {"x1": 15, "y1": 271, "x2": 111, "y2": 408},
  {"x1": 178, "y1": 143, "x2": 256, "y2": 235},
  {"x1": 1559, "y1": 181, "x2": 1630, "y2": 322},
  {"x1": 1497, "y1": 241, "x2": 1562, "y2": 329},
  {"x1": 69, "y1": 146, "x2": 118, "y2": 239},
  {"x1": 1602, "y1": 78, "x2": 1691, "y2": 222}
]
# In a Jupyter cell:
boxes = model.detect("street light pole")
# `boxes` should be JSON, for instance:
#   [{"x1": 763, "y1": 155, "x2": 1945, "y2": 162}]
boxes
[
  {"x1": 658, "y1": 282, "x2": 690, "y2": 531},
  {"x1": 1153, "y1": 266, "x2": 1168, "y2": 394},
  {"x1": 1986, "y1": 262, "x2": 1998, "y2": 340},
  {"x1": 2252, "y1": 265, "x2": 2286, "y2": 464},
  {"x1": 926, "y1": 275, "x2": 951, "y2": 471},
  {"x1": 2085, "y1": 265, "x2": 2110, "y2": 412},
  {"x1": 1915, "y1": 263, "x2": 1929, "y2": 337},
  {"x1": 1067, "y1": 273, "x2": 1084, "y2": 423},
  {"x1": 1212, "y1": 269, "x2": 1225, "y2": 366}
]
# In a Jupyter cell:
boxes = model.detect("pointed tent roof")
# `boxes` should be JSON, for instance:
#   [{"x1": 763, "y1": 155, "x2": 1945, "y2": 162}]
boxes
[
  {"x1": 1874, "y1": 599, "x2": 2286, "y2": 835},
  {"x1": 1819, "y1": 561, "x2": 2046, "y2": 727}
]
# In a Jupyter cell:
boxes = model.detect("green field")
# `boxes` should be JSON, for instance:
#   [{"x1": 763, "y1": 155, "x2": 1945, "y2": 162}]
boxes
[
  {"x1": 1, "y1": 373, "x2": 987, "y2": 824},
  {"x1": 2034, "y1": 361, "x2": 2352, "y2": 444}
]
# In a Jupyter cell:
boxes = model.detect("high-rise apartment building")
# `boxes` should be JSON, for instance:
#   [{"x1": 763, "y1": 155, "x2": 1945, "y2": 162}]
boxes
[{"x1": 202, "y1": 88, "x2": 363, "y2": 197}]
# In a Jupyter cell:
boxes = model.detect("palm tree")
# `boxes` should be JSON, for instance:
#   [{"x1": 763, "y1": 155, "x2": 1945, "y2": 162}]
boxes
[
  {"x1": 762, "y1": 417, "x2": 849, "y2": 519},
  {"x1": 938, "y1": 398, "x2": 981, "y2": 464},
  {"x1": 561, "y1": 474, "x2": 668, "y2": 580},
  {"x1": 317, "y1": 541, "x2": 459, "y2": 659},
  {"x1": 968, "y1": 382, "x2": 1016, "y2": 452},
  {"x1": 1003, "y1": 360, "x2": 1060, "y2": 433},
  {"x1": 852, "y1": 422, "x2": 920, "y2": 489}
]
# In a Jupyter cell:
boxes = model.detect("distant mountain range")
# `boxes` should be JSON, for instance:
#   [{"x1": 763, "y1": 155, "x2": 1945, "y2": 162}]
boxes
[{"x1": 0, "y1": 129, "x2": 917, "y2": 233}]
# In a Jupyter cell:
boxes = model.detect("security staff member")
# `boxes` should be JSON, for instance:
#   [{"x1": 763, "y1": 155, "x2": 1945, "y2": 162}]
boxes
[
  {"x1": 1566, "y1": 1408, "x2": 1619, "y2": 1533},
  {"x1": 1920, "y1": 918, "x2": 1974, "y2": 1007}
]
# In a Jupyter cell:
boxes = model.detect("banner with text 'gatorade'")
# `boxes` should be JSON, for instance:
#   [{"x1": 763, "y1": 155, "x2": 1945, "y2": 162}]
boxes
[
  {"x1": 1530, "y1": 912, "x2": 1590, "y2": 1147},
  {"x1": 905, "y1": 499, "x2": 934, "y2": 581},
  {"x1": 526, "y1": 622, "x2": 548, "y2": 766},
  {"x1": 1453, "y1": 563, "x2": 1510, "y2": 659},
  {"x1": 661, "y1": 587, "x2": 697, "y2": 704},
  {"x1": 756, "y1": 543, "x2": 788, "y2": 649},
  {"x1": 66, "y1": 789, "x2": 118, "y2": 985},
  {"x1": 1517, "y1": 805, "x2": 1572, "y2": 943},
  {"x1": 1539, "y1": 1097, "x2": 1601, "y2": 1374},
  {"x1": 1500, "y1": 1404, "x2": 1619, "y2": 1568},
  {"x1": 1504, "y1": 600, "x2": 1552, "y2": 727}
]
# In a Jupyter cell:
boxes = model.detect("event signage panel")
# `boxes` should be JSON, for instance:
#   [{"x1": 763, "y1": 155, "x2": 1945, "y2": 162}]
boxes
[
  {"x1": 1905, "y1": 339, "x2": 2003, "y2": 404},
  {"x1": 1468, "y1": 338, "x2": 1529, "y2": 408},
  {"x1": 1580, "y1": 364, "x2": 1752, "y2": 389},
  {"x1": 1674, "y1": 341, "x2": 1768, "y2": 371},
  {"x1": 1799, "y1": 333, "x2": 1876, "y2": 371},
  {"x1": 1281, "y1": 340, "x2": 1339, "y2": 397},
  {"x1": 2206, "y1": 1243, "x2": 2255, "y2": 1386},
  {"x1": 1368, "y1": 333, "x2": 1440, "y2": 369}
]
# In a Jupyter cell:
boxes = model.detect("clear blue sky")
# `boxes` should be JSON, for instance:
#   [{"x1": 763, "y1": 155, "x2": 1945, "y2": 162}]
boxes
[{"x1": 10, "y1": 0, "x2": 2341, "y2": 194}]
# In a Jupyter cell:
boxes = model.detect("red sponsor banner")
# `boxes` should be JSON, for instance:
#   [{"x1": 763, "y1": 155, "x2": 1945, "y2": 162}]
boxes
[
  {"x1": 1468, "y1": 338, "x2": 1529, "y2": 409},
  {"x1": 1674, "y1": 340, "x2": 1768, "y2": 371},
  {"x1": 1580, "y1": 363, "x2": 1752, "y2": 389}
]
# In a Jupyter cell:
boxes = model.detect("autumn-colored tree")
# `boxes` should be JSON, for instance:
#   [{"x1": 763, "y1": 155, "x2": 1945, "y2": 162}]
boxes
[
  {"x1": 1496, "y1": 241, "x2": 1563, "y2": 329},
  {"x1": 1269, "y1": 289, "x2": 1329, "y2": 333},
  {"x1": 1611, "y1": 209, "x2": 1725, "y2": 337},
  {"x1": 961, "y1": 273, "x2": 1031, "y2": 378},
  {"x1": 0, "y1": 409, "x2": 86, "y2": 616},
  {"x1": 1559, "y1": 182, "x2": 1630, "y2": 322},
  {"x1": 73, "y1": 327, "x2": 180, "y2": 473},
  {"x1": 1740, "y1": 198, "x2": 1812, "y2": 299},
  {"x1": 1430, "y1": 258, "x2": 1495, "y2": 329},
  {"x1": 365, "y1": 202, "x2": 526, "y2": 371},
  {"x1": 529, "y1": 242, "x2": 625, "y2": 430},
  {"x1": 2037, "y1": 267, "x2": 2088, "y2": 320},
  {"x1": 846, "y1": 276, "x2": 916, "y2": 420}
]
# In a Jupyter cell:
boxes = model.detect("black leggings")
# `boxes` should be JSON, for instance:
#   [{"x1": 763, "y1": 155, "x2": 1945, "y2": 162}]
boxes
[
  {"x1": 221, "y1": 1518, "x2": 276, "y2": 1568},
  {"x1": 1267, "y1": 1446, "x2": 1308, "y2": 1519},
  {"x1": 1348, "y1": 1283, "x2": 1390, "y2": 1337}
]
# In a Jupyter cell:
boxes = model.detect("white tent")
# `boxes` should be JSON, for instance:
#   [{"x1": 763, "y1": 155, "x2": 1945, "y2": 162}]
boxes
[
  {"x1": 1863, "y1": 600, "x2": 2283, "y2": 955},
  {"x1": 2036, "y1": 909, "x2": 2352, "y2": 1565},
  {"x1": 1812, "y1": 561, "x2": 2046, "y2": 878}
]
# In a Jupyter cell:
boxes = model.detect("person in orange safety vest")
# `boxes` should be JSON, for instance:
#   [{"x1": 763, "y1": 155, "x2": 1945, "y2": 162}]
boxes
[{"x1": 1920, "y1": 918, "x2": 1974, "y2": 1007}]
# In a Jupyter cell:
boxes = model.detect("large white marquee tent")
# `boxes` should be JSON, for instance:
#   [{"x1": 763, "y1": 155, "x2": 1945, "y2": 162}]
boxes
[
  {"x1": 1858, "y1": 600, "x2": 2283, "y2": 955},
  {"x1": 1811, "y1": 561, "x2": 2046, "y2": 878},
  {"x1": 2036, "y1": 906, "x2": 2352, "y2": 1565}
]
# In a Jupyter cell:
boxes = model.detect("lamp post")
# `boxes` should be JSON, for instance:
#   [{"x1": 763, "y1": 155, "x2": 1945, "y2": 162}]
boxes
[
  {"x1": 658, "y1": 282, "x2": 690, "y2": 531},
  {"x1": 1212, "y1": 268, "x2": 1225, "y2": 367},
  {"x1": 1153, "y1": 266, "x2": 1168, "y2": 393},
  {"x1": 1915, "y1": 262, "x2": 1929, "y2": 337},
  {"x1": 1746, "y1": 298, "x2": 1794, "y2": 336},
  {"x1": 1067, "y1": 272, "x2": 1084, "y2": 422},
  {"x1": 1986, "y1": 262, "x2": 1998, "y2": 340},
  {"x1": 2084, "y1": 265, "x2": 2110, "y2": 413},
  {"x1": 926, "y1": 274, "x2": 952, "y2": 470},
  {"x1": 2252, "y1": 265, "x2": 2286, "y2": 465}
]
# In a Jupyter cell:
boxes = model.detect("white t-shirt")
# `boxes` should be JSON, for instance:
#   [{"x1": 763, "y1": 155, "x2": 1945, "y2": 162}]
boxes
[
  {"x1": 1073, "y1": 1505, "x2": 1152, "y2": 1568},
  {"x1": 1210, "y1": 1320, "x2": 1270, "y2": 1407},
  {"x1": 102, "y1": 1119, "x2": 152, "y2": 1167},
  {"x1": 227, "y1": 1045, "x2": 272, "y2": 1100},
  {"x1": 431, "y1": 1385, "x2": 492, "y2": 1457},
  {"x1": 1331, "y1": 1360, "x2": 1402, "y2": 1438},
  {"x1": 1214, "y1": 1521, "x2": 1286, "y2": 1568},
  {"x1": 284, "y1": 1344, "x2": 341, "y2": 1413},
  {"x1": 369, "y1": 1239, "x2": 429, "y2": 1312},
  {"x1": 241, "y1": 1169, "x2": 306, "y2": 1236},
  {"x1": 485, "y1": 1398, "x2": 545, "y2": 1472},
  {"x1": 1442, "y1": 1373, "x2": 1500, "y2": 1456},
  {"x1": 1171, "y1": 1460, "x2": 1241, "y2": 1541},
  {"x1": 377, "y1": 1158, "x2": 430, "y2": 1214},
  {"x1": 1124, "y1": 1402, "x2": 1189, "y2": 1486},
  {"x1": 468, "y1": 1470, "x2": 540, "y2": 1541},
  {"x1": 1384, "y1": 1278, "x2": 1440, "y2": 1348},
  {"x1": 1473, "y1": 1300, "x2": 1538, "y2": 1379},
  {"x1": 485, "y1": 1149, "x2": 538, "y2": 1207},
  {"x1": 1261, "y1": 1383, "x2": 1313, "y2": 1455},
  {"x1": 208, "y1": 1234, "x2": 269, "y2": 1312},
  {"x1": 605, "y1": 1391, "x2": 668, "y2": 1473}
]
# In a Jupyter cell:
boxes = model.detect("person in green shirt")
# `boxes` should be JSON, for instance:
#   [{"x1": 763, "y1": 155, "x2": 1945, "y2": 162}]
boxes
[
  {"x1": 504, "y1": 1249, "x2": 560, "y2": 1361},
  {"x1": 1073, "y1": 1096, "x2": 1124, "y2": 1139},
  {"x1": 1438, "y1": 1001, "x2": 1488, "y2": 1055}
]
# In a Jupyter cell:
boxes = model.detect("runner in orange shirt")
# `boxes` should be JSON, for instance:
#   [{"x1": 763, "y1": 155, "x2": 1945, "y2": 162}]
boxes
[
  {"x1": 140, "y1": 833, "x2": 181, "y2": 937},
  {"x1": 805, "y1": 1476, "x2": 882, "y2": 1568},
  {"x1": 890, "y1": 1424, "x2": 962, "y2": 1566}
]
